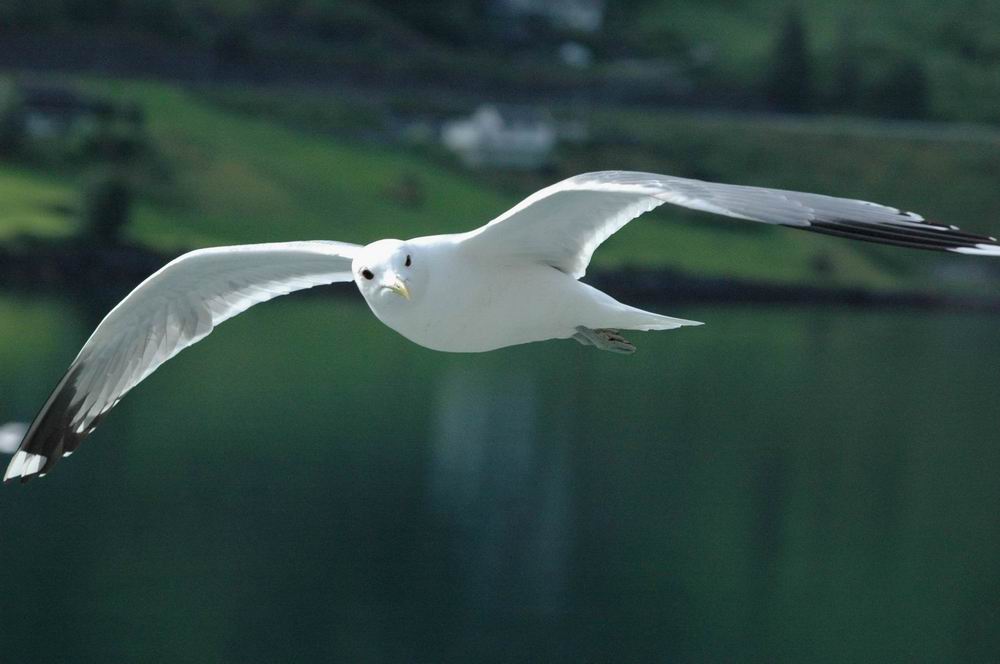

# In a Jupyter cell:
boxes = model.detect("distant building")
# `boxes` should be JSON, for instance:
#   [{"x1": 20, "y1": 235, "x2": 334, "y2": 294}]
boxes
[
  {"x1": 558, "y1": 41, "x2": 593, "y2": 68},
  {"x1": 494, "y1": 0, "x2": 606, "y2": 33},
  {"x1": 441, "y1": 104, "x2": 557, "y2": 170},
  {"x1": 18, "y1": 84, "x2": 117, "y2": 139}
]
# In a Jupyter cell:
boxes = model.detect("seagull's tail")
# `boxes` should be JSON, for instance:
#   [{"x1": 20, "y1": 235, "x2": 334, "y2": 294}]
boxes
[
  {"x1": 612, "y1": 303, "x2": 703, "y2": 331},
  {"x1": 629, "y1": 313, "x2": 704, "y2": 331}
]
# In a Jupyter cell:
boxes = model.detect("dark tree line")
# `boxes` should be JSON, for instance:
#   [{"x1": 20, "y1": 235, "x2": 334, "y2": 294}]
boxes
[
  {"x1": 764, "y1": 6, "x2": 930, "y2": 119},
  {"x1": 1, "y1": 1, "x2": 937, "y2": 121}
]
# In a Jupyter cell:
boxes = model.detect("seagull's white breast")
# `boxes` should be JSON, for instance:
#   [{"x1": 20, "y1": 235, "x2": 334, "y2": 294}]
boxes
[{"x1": 363, "y1": 237, "x2": 590, "y2": 353}]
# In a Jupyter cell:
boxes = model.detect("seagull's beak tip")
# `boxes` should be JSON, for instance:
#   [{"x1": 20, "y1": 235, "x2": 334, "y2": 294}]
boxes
[{"x1": 388, "y1": 279, "x2": 411, "y2": 300}]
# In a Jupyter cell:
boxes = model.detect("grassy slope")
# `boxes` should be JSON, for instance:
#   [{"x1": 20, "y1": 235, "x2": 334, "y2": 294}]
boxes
[
  {"x1": 0, "y1": 167, "x2": 78, "y2": 241},
  {"x1": 100, "y1": 82, "x2": 514, "y2": 249},
  {"x1": 3, "y1": 78, "x2": 999, "y2": 292}
]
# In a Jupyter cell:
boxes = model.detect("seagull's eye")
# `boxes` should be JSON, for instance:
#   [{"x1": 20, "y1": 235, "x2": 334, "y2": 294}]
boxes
[
  {"x1": 405, "y1": 254, "x2": 412, "y2": 267},
  {"x1": 361, "y1": 269, "x2": 374, "y2": 280}
]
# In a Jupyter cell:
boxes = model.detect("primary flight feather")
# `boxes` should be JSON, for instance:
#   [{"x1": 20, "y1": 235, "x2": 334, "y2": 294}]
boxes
[{"x1": 6, "y1": 171, "x2": 999, "y2": 482}]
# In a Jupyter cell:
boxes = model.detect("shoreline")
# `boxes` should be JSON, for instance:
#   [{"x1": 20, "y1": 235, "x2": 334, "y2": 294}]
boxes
[{"x1": 2, "y1": 242, "x2": 999, "y2": 313}]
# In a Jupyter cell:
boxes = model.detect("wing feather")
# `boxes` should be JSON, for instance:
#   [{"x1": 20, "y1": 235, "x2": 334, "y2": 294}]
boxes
[
  {"x1": 461, "y1": 171, "x2": 999, "y2": 278},
  {"x1": 5, "y1": 240, "x2": 359, "y2": 483}
]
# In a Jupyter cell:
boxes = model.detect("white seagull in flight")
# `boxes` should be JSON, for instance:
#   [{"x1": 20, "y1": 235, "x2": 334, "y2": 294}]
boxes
[{"x1": 5, "y1": 171, "x2": 999, "y2": 483}]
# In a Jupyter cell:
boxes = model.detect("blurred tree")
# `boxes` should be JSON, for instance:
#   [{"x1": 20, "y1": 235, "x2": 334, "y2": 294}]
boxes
[
  {"x1": 65, "y1": 0, "x2": 122, "y2": 24},
  {"x1": 122, "y1": 0, "x2": 193, "y2": 38},
  {"x1": 71, "y1": 117, "x2": 147, "y2": 164},
  {"x1": 80, "y1": 168, "x2": 132, "y2": 245},
  {"x1": 763, "y1": 6, "x2": 813, "y2": 113},
  {"x1": 0, "y1": 0, "x2": 58, "y2": 28},
  {"x1": 831, "y1": 15, "x2": 862, "y2": 111},
  {"x1": 72, "y1": 105, "x2": 150, "y2": 245},
  {"x1": 0, "y1": 80, "x2": 26, "y2": 158},
  {"x1": 866, "y1": 58, "x2": 930, "y2": 119},
  {"x1": 260, "y1": 0, "x2": 301, "y2": 28},
  {"x1": 213, "y1": 26, "x2": 256, "y2": 66},
  {"x1": 369, "y1": 0, "x2": 488, "y2": 47}
]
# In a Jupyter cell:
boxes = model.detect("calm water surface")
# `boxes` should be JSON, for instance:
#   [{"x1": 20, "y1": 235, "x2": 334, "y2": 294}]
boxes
[{"x1": 0, "y1": 290, "x2": 998, "y2": 663}]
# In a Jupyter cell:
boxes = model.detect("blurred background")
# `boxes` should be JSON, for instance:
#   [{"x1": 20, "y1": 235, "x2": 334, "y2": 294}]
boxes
[{"x1": 0, "y1": 2, "x2": 999, "y2": 662}]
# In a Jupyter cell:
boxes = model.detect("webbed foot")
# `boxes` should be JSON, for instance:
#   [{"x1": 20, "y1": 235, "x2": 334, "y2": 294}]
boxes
[{"x1": 573, "y1": 326, "x2": 636, "y2": 354}]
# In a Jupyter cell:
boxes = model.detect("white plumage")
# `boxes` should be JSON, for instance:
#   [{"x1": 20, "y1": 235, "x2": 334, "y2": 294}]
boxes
[{"x1": 5, "y1": 171, "x2": 998, "y2": 482}]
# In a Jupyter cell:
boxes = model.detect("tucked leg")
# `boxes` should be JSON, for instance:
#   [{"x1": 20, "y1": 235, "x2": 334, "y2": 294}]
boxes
[{"x1": 573, "y1": 326, "x2": 636, "y2": 354}]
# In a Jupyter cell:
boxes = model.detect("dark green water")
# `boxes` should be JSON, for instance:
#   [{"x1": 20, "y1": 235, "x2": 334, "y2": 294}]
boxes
[{"x1": 0, "y1": 291, "x2": 998, "y2": 663}]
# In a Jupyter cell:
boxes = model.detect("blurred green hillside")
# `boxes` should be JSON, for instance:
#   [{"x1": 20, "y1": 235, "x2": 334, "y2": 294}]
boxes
[
  {"x1": 3, "y1": 0, "x2": 1000, "y2": 122},
  {"x1": 2, "y1": 77, "x2": 999, "y2": 294},
  {"x1": 619, "y1": 0, "x2": 1000, "y2": 122}
]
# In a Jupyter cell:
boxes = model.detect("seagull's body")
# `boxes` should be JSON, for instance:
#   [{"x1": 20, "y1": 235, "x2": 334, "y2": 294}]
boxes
[
  {"x1": 363, "y1": 235, "x2": 694, "y2": 353},
  {"x1": 5, "y1": 171, "x2": 999, "y2": 482}
]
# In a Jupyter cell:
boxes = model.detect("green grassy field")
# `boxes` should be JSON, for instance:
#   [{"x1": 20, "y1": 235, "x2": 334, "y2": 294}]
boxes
[
  {"x1": 0, "y1": 167, "x2": 79, "y2": 242},
  {"x1": 2, "y1": 78, "x2": 998, "y2": 293}
]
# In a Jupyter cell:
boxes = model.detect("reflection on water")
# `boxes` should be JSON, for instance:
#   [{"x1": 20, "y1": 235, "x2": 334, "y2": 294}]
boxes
[
  {"x1": 430, "y1": 364, "x2": 572, "y2": 643},
  {"x1": 0, "y1": 291, "x2": 999, "y2": 663}
]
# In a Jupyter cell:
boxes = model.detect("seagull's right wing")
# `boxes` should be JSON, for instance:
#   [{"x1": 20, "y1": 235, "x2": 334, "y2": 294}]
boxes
[
  {"x1": 5, "y1": 241, "x2": 360, "y2": 484},
  {"x1": 461, "y1": 171, "x2": 1000, "y2": 279}
]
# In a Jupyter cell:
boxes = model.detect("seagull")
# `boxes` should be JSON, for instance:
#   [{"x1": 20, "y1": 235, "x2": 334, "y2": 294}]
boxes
[{"x1": 5, "y1": 171, "x2": 999, "y2": 483}]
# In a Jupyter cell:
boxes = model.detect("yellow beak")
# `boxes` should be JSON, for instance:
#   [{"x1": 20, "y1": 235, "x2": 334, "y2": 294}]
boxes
[{"x1": 386, "y1": 278, "x2": 411, "y2": 300}]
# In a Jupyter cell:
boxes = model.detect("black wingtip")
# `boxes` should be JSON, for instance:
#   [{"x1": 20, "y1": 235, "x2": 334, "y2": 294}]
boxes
[
  {"x1": 5, "y1": 365, "x2": 92, "y2": 484},
  {"x1": 808, "y1": 218, "x2": 1000, "y2": 254}
]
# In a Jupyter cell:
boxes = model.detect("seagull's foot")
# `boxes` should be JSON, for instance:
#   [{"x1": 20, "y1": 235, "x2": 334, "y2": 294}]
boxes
[{"x1": 573, "y1": 326, "x2": 636, "y2": 354}]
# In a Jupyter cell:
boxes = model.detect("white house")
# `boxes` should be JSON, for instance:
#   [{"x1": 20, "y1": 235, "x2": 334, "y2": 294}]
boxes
[
  {"x1": 18, "y1": 84, "x2": 116, "y2": 139},
  {"x1": 441, "y1": 104, "x2": 557, "y2": 170}
]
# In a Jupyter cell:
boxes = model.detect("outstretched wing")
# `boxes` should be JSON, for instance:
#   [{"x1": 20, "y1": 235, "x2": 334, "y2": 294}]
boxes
[
  {"x1": 5, "y1": 241, "x2": 360, "y2": 483},
  {"x1": 461, "y1": 170, "x2": 1000, "y2": 278}
]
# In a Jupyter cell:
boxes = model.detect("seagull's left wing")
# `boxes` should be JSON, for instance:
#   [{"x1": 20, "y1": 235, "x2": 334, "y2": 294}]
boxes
[
  {"x1": 461, "y1": 170, "x2": 1000, "y2": 278},
  {"x1": 5, "y1": 241, "x2": 359, "y2": 484}
]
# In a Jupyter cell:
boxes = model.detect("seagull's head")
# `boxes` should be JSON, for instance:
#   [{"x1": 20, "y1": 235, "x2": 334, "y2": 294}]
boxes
[{"x1": 352, "y1": 239, "x2": 421, "y2": 306}]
